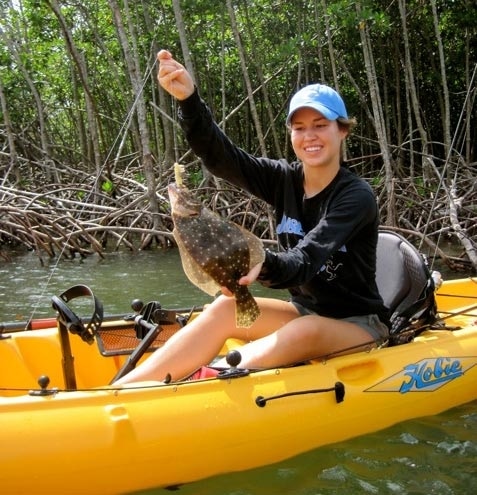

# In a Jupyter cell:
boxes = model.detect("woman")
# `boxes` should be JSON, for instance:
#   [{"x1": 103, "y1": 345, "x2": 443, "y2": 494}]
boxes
[{"x1": 116, "y1": 50, "x2": 389, "y2": 384}]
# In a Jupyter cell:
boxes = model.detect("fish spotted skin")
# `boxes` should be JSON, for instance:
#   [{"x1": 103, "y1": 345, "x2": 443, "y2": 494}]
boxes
[{"x1": 168, "y1": 183, "x2": 264, "y2": 328}]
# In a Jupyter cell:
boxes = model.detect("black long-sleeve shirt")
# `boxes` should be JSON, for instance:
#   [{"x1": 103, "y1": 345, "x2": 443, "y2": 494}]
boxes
[{"x1": 177, "y1": 90, "x2": 388, "y2": 323}]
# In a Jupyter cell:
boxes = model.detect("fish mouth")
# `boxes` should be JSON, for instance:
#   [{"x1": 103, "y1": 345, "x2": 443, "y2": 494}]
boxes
[
  {"x1": 167, "y1": 183, "x2": 179, "y2": 208},
  {"x1": 168, "y1": 182, "x2": 186, "y2": 204},
  {"x1": 167, "y1": 182, "x2": 179, "y2": 196},
  {"x1": 168, "y1": 182, "x2": 201, "y2": 217}
]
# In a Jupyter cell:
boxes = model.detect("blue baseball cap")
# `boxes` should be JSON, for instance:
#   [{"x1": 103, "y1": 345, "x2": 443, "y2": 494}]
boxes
[{"x1": 286, "y1": 84, "x2": 348, "y2": 125}]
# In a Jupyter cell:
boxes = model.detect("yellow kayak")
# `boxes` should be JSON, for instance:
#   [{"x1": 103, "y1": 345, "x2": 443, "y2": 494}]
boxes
[{"x1": 0, "y1": 274, "x2": 476, "y2": 495}]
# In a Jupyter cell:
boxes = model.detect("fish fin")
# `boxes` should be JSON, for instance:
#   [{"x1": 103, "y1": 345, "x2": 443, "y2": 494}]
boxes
[
  {"x1": 173, "y1": 162, "x2": 185, "y2": 187},
  {"x1": 234, "y1": 285, "x2": 261, "y2": 328},
  {"x1": 173, "y1": 229, "x2": 221, "y2": 297},
  {"x1": 236, "y1": 225, "x2": 265, "y2": 268}
]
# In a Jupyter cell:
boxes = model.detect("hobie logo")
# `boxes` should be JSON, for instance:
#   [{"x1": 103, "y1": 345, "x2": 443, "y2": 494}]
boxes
[
  {"x1": 400, "y1": 357, "x2": 462, "y2": 392},
  {"x1": 365, "y1": 357, "x2": 477, "y2": 393}
]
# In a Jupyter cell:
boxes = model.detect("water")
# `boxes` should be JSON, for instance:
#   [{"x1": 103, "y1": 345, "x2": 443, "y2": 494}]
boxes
[
  {"x1": 149, "y1": 402, "x2": 477, "y2": 495},
  {"x1": 0, "y1": 249, "x2": 211, "y2": 322},
  {"x1": 1, "y1": 249, "x2": 476, "y2": 494}
]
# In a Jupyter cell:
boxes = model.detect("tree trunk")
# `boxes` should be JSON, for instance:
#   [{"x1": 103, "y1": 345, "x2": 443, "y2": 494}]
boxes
[
  {"x1": 226, "y1": 0, "x2": 267, "y2": 156},
  {"x1": 430, "y1": 0, "x2": 451, "y2": 154},
  {"x1": 108, "y1": 0, "x2": 165, "y2": 247},
  {"x1": 0, "y1": 28, "x2": 56, "y2": 182},
  {"x1": 0, "y1": 76, "x2": 20, "y2": 185},
  {"x1": 47, "y1": 0, "x2": 103, "y2": 186},
  {"x1": 241, "y1": 0, "x2": 282, "y2": 157},
  {"x1": 356, "y1": 4, "x2": 395, "y2": 224},
  {"x1": 171, "y1": 0, "x2": 211, "y2": 183},
  {"x1": 143, "y1": 3, "x2": 175, "y2": 173},
  {"x1": 172, "y1": 0, "x2": 196, "y2": 83},
  {"x1": 321, "y1": 0, "x2": 338, "y2": 86},
  {"x1": 397, "y1": 0, "x2": 430, "y2": 182},
  {"x1": 314, "y1": 2, "x2": 326, "y2": 83},
  {"x1": 321, "y1": 0, "x2": 350, "y2": 161},
  {"x1": 464, "y1": 30, "x2": 473, "y2": 165}
]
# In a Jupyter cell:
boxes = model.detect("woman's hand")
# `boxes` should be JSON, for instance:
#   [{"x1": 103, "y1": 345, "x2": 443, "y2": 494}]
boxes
[
  {"x1": 157, "y1": 50, "x2": 195, "y2": 101},
  {"x1": 238, "y1": 262, "x2": 263, "y2": 286},
  {"x1": 220, "y1": 262, "x2": 264, "y2": 297}
]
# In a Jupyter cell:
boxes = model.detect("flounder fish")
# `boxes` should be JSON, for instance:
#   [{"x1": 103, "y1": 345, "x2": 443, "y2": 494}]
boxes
[{"x1": 168, "y1": 174, "x2": 265, "y2": 328}]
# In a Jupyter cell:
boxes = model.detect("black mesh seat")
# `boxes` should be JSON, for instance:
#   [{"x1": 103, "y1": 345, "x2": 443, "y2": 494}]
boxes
[{"x1": 376, "y1": 230, "x2": 437, "y2": 344}]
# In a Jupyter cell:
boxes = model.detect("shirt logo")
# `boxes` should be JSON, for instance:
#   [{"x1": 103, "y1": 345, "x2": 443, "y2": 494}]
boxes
[
  {"x1": 277, "y1": 215, "x2": 305, "y2": 237},
  {"x1": 318, "y1": 245, "x2": 347, "y2": 280}
]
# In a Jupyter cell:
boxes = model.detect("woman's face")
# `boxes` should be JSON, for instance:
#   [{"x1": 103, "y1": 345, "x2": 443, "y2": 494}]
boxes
[{"x1": 289, "y1": 107, "x2": 347, "y2": 170}]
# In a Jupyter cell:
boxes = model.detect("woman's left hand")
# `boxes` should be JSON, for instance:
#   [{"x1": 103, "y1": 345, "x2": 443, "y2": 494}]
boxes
[
  {"x1": 220, "y1": 262, "x2": 263, "y2": 297},
  {"x1": 239, "y1": 262, "x2": 263, "y2": 286}
]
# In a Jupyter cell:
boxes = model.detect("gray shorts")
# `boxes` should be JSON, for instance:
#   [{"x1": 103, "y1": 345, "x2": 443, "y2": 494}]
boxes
[
  {"x1": 340, "y1": 314, "x2": 389, "y2": 342},
  {"x1": 292, "y1": 303, "x2": 389, "y2": 343}
]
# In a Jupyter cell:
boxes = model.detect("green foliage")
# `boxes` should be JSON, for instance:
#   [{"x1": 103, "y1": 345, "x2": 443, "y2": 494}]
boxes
[
  {"x1": 0, "y1": 0, "x2": 475, "y2": 185},
  {"x1": 134, "y1": 173, "x2": 145, "y2": 184},
  {"x1": 371, "y1": 175, "x2": 383, "y2": 188},
  {"x1": 101, "y1": 179, "x2": 115, "y2": 195},
  {"x1": 188, "y1": 169, "x2": 203, "y2": 188}
]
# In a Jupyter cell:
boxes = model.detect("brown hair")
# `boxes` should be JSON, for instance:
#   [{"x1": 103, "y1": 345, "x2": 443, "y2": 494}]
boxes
[{"x1": 337, "y1": 116, "x2": 357, "y2": 134}]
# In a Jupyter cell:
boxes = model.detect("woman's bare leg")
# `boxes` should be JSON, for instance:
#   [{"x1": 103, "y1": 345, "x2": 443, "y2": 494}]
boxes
[
  {"x1": 217, "y1": 314, "x2": 377, "y2": 369},
  {"x1": 114, "y1": 296, "x2": 300, "y2": 384}
]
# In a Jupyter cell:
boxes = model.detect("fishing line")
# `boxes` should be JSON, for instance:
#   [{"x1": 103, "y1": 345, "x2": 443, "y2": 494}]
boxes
[{"x1": 26, "y1": 55, "x2": 159, "y2": 325}]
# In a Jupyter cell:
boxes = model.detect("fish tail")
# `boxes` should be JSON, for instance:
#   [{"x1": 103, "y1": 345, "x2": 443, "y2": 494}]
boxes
[
  {"x1": 234, "y1": 286, "x2": 261, "y2": 328},
  {"x1": 174, "y1": 162, "x2": 185, "y2": 186}
]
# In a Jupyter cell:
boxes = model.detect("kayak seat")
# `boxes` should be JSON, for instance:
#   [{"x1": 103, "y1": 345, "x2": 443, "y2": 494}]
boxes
[{"x1": 376, "y1": 230, "x2": 437, "y2": 344}]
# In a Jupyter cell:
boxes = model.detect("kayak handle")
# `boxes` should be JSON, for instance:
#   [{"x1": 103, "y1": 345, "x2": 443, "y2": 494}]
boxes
[{"x1": 255, "y1": 381, "x2": 345, "y2": 407}]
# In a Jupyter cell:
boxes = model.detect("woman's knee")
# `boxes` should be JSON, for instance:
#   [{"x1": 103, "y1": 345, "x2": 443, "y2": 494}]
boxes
[
  {"x1": 206, "y1": 295, "x2": 236, "y2": 316},
  {"x1": 198, "y1": 296, "x2": 238, "y2": 333}
]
